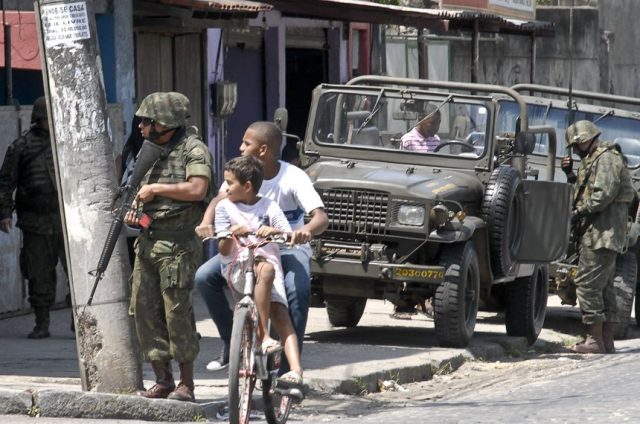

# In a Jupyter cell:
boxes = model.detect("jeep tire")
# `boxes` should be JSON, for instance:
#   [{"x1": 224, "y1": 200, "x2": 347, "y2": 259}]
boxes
[
  {"x1": 505, "y1": 264, "x2": 548, "y2": 345},
  {"x1": 482, "y1": 166, "x2": 524, "y2": 278},
  {"x1": 613, "y1": 251, "x2": 637, "y2": 340},
  {"x1": 325, "y1": 296, "x2": 367, "y2": 328},
  {"x1": 435, "y1": 241, "x2": 480, "y2": 348}
]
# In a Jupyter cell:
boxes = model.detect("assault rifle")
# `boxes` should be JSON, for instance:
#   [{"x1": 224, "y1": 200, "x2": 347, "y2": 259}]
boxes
[{"x1": 86, "y1": 140, "x2": 165, "y2": 307}]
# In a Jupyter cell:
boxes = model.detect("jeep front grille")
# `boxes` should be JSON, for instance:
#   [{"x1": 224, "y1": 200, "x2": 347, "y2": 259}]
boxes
[{"x1": 321, "y1": 189, "x2": 389, "y2": 235}]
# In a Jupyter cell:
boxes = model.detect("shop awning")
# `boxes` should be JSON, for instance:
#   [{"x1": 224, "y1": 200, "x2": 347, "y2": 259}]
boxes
[
  {"x1": 0, "y1": 11, "x2": 41, "y2": 71},
  {"x1": 134, "y1": 0, "x2": 273, "y2": 28},
  {"x1": 265, "y1": 0, "x2": 555, "y2": 36},
  {"x1": 155, "y1": 0, "x2": 272, "y2": 12}
]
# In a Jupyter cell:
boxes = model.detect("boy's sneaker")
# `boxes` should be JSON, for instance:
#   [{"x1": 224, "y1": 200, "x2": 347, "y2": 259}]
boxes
[{"x1": 206, "y1": 345, "x2": 230, "y2": 371}]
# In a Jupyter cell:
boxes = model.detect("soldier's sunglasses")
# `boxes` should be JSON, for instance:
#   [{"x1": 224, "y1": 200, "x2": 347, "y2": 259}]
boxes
[{"x1": 140, "y1": 117, "x2": 155, "y2": 127}]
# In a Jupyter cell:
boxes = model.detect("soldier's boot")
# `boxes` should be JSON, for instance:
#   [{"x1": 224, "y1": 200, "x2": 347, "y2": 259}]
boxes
[
  {"x1": 602, "y1": 322, "x2": 616, "y2": 354},
  {"x1": 167, "y1": 362, "x2": 195, "y2": 402},
  {"x1": 570, "y1": 323, "x2": 605, "y2": 354},
  {"x1": 136, "y1": 361, "x2": 175, "y2": 399},
  {"x1": 28, "y1": 308, "x2": 50, "y2": 339}
]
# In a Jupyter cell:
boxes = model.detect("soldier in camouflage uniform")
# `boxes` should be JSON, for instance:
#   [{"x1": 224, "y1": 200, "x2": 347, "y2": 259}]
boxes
[
  {"x1": 0, "y1": 97, "x2": 68, "y2": 339},
  {"x1": 561, "y1": 120, "x2": 635, "y2": 354},
  {"x1": 125, "y1": 92, "x2": 212, "y2": 402}
]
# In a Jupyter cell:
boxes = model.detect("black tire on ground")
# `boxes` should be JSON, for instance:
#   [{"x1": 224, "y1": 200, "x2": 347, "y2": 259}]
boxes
[
  {"x1": 325, "y1": 296, "x2": 367, "y2": 328},
  {"x1": 434, "y1": 241, "x2": 480, "y2": 348},
  {"x1": 613, "y1": 251, "x2": 637, "y2": 340},
  {"x1": 481, "y1": 166, "x2": 524, "y2": 278},
  {"x1": 228, "y1": 306, "x2": 255, "y2": 424},
  {"x1": 505, "y1": 264, "x2": 549, "y2": 345}
]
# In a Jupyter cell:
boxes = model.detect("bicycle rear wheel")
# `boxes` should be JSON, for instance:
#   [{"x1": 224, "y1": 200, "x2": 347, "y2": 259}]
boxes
[
  {"x1": 229, "y1": 306, "x2": 256, "y2": 424},
  {"x1": 263, "y1": 376, "x2": 293, "y2": 424}
]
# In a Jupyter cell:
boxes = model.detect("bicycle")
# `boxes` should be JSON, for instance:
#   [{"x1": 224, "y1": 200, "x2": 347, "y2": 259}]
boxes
[{"x1": 212, "y1": 231, "x2": 303, "y2": 424}]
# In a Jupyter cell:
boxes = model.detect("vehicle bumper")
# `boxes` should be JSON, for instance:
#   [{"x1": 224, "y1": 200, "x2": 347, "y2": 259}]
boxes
[{"x1": 311, "y1": 257, "x2": 445, "y2": 284}]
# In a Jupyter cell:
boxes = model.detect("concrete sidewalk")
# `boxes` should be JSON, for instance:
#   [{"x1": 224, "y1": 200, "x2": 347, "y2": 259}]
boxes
[{"x1": 0, "y1": 294, "x2": 580, "y2": 421}]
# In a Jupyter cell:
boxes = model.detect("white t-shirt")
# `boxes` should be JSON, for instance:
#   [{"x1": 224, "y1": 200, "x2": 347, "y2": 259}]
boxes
[
  {"x1": 215, "y1": 197, "x2": 291, "y2": 305},
  {"x1": 220, "y1": 161, "x2": 324, "y2": 258}
]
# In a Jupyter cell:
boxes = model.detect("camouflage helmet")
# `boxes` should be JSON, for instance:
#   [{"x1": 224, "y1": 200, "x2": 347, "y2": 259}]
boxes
[
  {"x1": 31, "y1": 96, "x2": 48, "y2": 123},
  {"x1": 566, "y1": 120, "x2": 601, "y2": 147},
  {"x1": 136, "y1": 92, "x2": 190, "y2": 128}
]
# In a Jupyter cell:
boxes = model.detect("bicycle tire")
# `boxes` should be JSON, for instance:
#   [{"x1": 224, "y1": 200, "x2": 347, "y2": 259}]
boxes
[
  {"x1": 229, "y1": 306, "x2": 256, "y2": 424},
  {"x1": 262, "y1": 374, "x2": 293, "y2": 424}
]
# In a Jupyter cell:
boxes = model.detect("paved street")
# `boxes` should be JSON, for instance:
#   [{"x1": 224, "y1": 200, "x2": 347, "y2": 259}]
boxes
[
  {"x1": 317, "y1": 341, "x2": 640, "y2": 424},
  {"x1": 2, "y1": 289, "x2": 631, "y2": 422}
]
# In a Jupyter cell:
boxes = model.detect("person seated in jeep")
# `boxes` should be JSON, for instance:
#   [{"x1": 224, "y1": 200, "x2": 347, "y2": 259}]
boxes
[{"x1": 400, "y1": 103, "x2": 441, "y2": 152}]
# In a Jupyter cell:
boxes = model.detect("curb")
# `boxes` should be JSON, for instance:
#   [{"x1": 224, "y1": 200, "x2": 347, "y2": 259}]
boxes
[
  {"x1": 0, "y1": 336, "x2": 528, "y2": 421},
  {"x1": 305, "y1": 336, "x2": 528, "y2": 395}
]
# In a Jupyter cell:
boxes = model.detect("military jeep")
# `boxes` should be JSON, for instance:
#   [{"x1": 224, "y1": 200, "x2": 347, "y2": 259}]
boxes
[
  {"x1": 301, "y1": 76, "x2": 571, "y2": 347},
  {"x1": 506, "y1": 84, "x2": 640, "y2": 339}
]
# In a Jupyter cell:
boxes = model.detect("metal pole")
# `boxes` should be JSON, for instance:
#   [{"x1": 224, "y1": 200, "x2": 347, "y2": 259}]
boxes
[
  {"x1": 471, "y1": 19, "x2": 479, "y2": 83},
  {"x1": 568, "y1": 7, "x2": 575, "y2": 126},
  {"x1": 530, "y1": 33, "x2": 536, "y2": 86},
  {"x1": 2, "y1": 0, "x2": 12, "y2": 105},
  {"x1": 417, "y1": 28, "x2": 426, "y2": 79}
]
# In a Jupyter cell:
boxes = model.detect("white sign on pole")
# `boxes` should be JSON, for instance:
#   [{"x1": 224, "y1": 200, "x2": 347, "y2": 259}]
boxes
[
  {"x1": 489, "y1": 0, "x2": 534, "y2": 13},
  {"x1": 41, "y1": 1, "x2": 90, "y2": 47}
]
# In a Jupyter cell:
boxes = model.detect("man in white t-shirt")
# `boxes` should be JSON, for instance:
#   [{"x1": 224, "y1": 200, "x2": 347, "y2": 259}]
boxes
[{"x1": 195, "y1": 121, "x2": 329, "y2": 372}]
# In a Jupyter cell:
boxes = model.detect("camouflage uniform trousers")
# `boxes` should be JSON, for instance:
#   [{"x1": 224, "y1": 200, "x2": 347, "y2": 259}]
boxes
[
  {"x1": 130, "y1": 234, "x2": 201, "y2": 363},
  {"x1": 20, "y1": 229, "x2": 67, "y2": 309},
  {"x1": 574, "y1": 246, "x2": 618, "y2": 325}
]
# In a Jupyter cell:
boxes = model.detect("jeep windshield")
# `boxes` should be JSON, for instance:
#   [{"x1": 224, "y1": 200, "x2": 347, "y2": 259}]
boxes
[
  {"x1": 498, "y1": 99, "x2": 640, "y2": 168},
  {"x1": 311, "y1": 88, "x2": 490, "y2": 159}
]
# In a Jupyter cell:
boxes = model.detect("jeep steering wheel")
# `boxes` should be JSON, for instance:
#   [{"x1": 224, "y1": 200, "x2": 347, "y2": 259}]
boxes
[{"x1": 433, "y1": 140, "x2": 476, "y2": 153}]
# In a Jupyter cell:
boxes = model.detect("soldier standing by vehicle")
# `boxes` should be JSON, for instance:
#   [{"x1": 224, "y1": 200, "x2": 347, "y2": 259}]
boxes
[
  {"x1": 561, "y1": 120, "x2": 635, "y2": 354},
  {"x1": 125, "y1": 92, "x2": 213, "y2": 402},
  {"x1": 0, "y1": 97, "x2": 68, "y2": 339}
]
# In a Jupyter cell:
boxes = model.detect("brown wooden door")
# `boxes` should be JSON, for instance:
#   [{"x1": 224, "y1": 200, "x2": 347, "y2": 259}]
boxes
[{"x1": 134, "y1": 31, "x2": 204, "y2": 136}]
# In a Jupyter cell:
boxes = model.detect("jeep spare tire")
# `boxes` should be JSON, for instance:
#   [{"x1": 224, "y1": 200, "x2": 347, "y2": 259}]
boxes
[{"x1": 482, "y1": 166, "x2": 524, "y2": 278}]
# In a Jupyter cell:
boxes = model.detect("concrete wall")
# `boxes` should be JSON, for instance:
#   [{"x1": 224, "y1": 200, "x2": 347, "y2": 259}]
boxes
[
  {"x1": 449, "y1": 7, "x2": 601, "y2": 92},
  {"x1": 598, "y1": 0, "x2": 640, "y2": 98},
  {"x1": 0, "y1": 104, "x2": 123, "y2": 315},
  {"x1": 449, "y1": 3, "x2": 640, "y2": 106}
]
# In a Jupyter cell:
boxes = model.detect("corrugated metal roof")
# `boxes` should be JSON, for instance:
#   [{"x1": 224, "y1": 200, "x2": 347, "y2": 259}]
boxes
[
  {"x1": 265, "y1": 0, "x2": 555, "y2": 36},
  {"x1": 157, "y1": 0, "x2": 273, "y2": 12}
]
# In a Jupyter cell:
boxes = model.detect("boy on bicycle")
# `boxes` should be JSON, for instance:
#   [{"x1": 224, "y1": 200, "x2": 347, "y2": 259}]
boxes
[{"x1": 215, "y1": 155, "x2": 304, "y2": 387}]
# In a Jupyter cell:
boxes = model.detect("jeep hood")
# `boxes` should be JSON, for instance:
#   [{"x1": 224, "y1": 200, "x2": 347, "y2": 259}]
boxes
[{"x1": 306, "y1": 160, "x2": 483, "y2": 203}]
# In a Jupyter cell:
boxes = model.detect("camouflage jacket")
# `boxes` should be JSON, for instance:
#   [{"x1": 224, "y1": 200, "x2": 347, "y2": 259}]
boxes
[
  {"x1": 574, "y1": 142, "x2": 635, "y2": 252},
  {"x1": 0, "y1": 127, "x2": 62, "y2": 234},
  {"x1": 140, "y1": 128, "x2": 213, "y2": 232}
]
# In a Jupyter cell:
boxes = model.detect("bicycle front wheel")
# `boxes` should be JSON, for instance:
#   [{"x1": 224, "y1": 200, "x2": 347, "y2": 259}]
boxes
[{"x1": 229, "y1": 306, "x2": 256, "y2": 424}]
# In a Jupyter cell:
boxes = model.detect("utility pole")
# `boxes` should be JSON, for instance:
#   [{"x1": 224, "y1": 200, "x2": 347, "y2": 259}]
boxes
[{"x1": 34, "y1": 0, "x2": 142, "y2": 392}]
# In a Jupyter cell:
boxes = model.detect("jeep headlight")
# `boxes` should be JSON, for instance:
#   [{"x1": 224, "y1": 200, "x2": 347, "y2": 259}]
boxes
[{"x1": 397, "y1": 205, "x2": 425, "y2": 226}]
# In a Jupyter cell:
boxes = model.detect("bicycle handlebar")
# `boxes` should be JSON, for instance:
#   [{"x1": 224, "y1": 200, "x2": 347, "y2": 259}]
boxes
[{"x1": 202, "y1": 231, "x2": 291, "y2": 246}]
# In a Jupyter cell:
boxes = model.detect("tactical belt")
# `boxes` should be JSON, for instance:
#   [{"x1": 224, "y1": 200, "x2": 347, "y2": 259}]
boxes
[{"x1": 142, "y1": 228, "x2": 195, "y2": 241}]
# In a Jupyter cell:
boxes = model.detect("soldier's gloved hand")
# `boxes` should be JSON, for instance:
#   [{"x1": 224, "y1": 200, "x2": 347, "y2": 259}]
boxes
[
  {"x1": 561, "y1": 155, "x2": 573, "y2": 175},
  {"x1": 0, "y1": 218, "x2": 11, "y2": 233}
]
